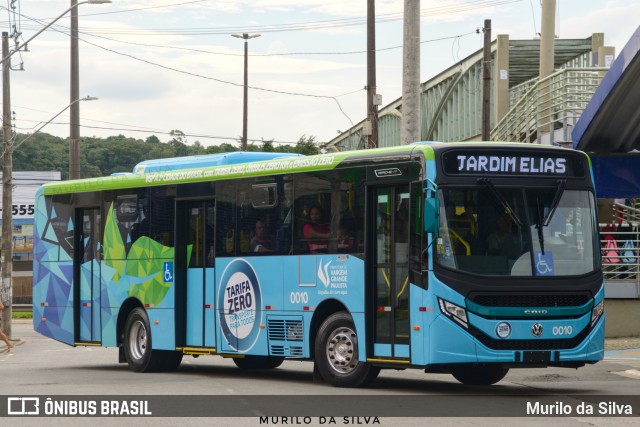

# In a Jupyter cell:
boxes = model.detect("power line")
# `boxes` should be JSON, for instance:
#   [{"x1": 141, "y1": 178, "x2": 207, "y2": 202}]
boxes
[
  {"x1": 11, "y1": 6, "x2": 479, "y2": 60},
  {"x1": 13, "y1": 119, "x2": 303, "y2": 145},
  {"x1": 23, "y1": 0, "x2": 521, "y2": 36},
  {"x1": 7, "y1": 8, "x2": 361, "y2": 126},
  {"x1": 76, "y1": 30, "x2": 477, "y2": 58}
]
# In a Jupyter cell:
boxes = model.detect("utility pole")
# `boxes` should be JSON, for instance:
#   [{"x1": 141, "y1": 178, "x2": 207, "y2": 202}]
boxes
[
  {"x1": 366, "y1": 0, "x2": 378, "y2": 149},
  {"x1": 538, "y1": 0, "x2": 556, "y2": 140},
  {"x1": 69, "y1": 0, "x2": 80, "y2": 179},
  {"x1": 481, "y1": 19, "x2": 492, "y2": 141},
  {"x1": 232, "y1": 33, "x2": 260, "y2": 151},
  {"x1": 539, "y1": 0, "x2": 556, "y2": 81},
  {"x1": 1, "y1": 32, "x2": 13, "y2": 338},
  {"x1": 401, "y1": 0, "x2": 420, "y2": 145}
]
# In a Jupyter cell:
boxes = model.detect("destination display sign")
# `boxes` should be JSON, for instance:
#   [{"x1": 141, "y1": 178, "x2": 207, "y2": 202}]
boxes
[{"x1": 442, "y1": 150, "x2": 585, "y2": 177}]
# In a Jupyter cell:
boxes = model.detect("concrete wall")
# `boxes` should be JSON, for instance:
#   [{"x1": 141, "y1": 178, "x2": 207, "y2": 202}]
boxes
[{"x1": 605, "y1": 299, "x2": 640, "y2": 337}]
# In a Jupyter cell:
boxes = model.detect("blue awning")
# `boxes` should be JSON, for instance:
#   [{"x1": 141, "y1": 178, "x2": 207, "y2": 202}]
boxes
[
  {"x1": 590, "y1": 154, "x2": 640, "y2": 198},
  {"x1": 573, "y1": 25, "x2": 640, "y2": 153}
]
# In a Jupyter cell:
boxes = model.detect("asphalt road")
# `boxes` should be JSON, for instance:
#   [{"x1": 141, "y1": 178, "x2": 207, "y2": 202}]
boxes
[{"x1": 1, "y1": 319, "x2": 639, "y2": 426}]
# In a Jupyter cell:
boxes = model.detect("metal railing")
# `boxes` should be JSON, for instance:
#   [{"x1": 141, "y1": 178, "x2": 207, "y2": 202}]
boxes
[
  {"x1": 492, "y1": 67, "x2": 609, "y2": 144},
  {"x1": 600, "y1": 223, "x2": 639, "y2": 282},
  {"x1": 613, "y1": 202, "x2": 640, "y2": 224}
]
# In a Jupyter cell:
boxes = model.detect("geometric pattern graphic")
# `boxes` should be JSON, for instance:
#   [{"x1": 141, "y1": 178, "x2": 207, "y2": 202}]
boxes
[
  {"x1": 103, "y1": 203, "x2": 176, "y2": 308},
  {"x1": 33, "y1": 196, "x2": 177, "y2": 346},
  {"x1": 33, "y1": 191, "x2": 75, "y2": 344}
]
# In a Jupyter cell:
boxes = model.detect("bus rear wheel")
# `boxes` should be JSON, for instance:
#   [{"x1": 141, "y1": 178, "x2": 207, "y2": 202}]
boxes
[
  {"x1": 314, "y1": 312, "x2": 380, "y2": 387},
  {"x1": 160, "y1": 350, "x2": 183, "y2": 372},
  {"x1": 233, "y1": 356, "x2": 284, "y2": 370},
  {"x1": 124, "y1": 308, "x2": 165, "y2": 372},
  {"x1": 450, "y1": 364, "x2": 509, "y2": 385}
]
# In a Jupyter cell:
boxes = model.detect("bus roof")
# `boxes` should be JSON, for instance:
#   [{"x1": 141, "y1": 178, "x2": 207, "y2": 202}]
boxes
[
  {"x1": 40, "y1": 143, "x2": 585, "y2": 196},
  {"x1": 132, "y1": 152, "x2": 304, "y2": 174}
]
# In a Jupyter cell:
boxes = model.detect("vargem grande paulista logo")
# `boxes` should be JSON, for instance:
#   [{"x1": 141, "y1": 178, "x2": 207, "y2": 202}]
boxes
[{"x1": 218, "y1": 259, "x2": 262, "y2": 352}]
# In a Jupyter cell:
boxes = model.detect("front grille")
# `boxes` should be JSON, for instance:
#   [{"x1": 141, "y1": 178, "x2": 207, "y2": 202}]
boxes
[
  {"x1": 469, "y1": 324, "x2": 591, "y2": 350},
  {"x1": 469, "y1": 293, "x2": 590, "y2": 307}
]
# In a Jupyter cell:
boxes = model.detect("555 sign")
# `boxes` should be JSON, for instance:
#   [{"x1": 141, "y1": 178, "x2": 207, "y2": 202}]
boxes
[{"x1": 0, "y1": 204, "x2": 35, "y2": 219}]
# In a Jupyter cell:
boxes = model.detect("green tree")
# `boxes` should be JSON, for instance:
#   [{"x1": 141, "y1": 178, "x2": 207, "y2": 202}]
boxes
[
  {"x1": 12, "y1": 131, "x2": 320, "y2": 180},
  {"x1": 292, "y1": 135, "x2": 319, "y2": 155},
  {"x1": 146, "y1": 135, "x2": 160, "y2": 144}
]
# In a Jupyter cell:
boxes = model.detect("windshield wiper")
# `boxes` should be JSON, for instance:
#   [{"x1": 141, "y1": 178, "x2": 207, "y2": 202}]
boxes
[
  {"x1": 477, "y1": 177, "x2": 522, "y2": 227},
  {"x1": 536, "y1": 198, "x2": 545, "y2": 254},
  {"x1": 542, "y1": 179, "x2": 567, "y2": 226},
  {"x1": 535, "y1": 179, "x2": 566, "y2": 255}
]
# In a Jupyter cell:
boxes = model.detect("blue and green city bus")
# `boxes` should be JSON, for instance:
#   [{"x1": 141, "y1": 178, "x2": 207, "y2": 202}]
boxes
[{"x1": 33, "y1": 142, "x2": 604, "y2": 387}]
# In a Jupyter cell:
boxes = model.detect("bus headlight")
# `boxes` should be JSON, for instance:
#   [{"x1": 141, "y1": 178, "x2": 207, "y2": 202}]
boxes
[
  {"x1": 590, "y1": 300, "x2": 604, "y2": 327},
  {"x1": 438, "y1": 298, "x2": 468, "y2": 328}
]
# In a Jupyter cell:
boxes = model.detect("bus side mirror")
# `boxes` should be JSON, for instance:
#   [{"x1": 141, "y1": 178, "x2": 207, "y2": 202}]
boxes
[{"x1": 424, "y1": 198, "x2": 438, "y2": 233}]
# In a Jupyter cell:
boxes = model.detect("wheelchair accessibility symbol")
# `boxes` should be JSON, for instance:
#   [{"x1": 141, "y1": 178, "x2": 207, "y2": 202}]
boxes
[
  {"x1": 163, "y1": 262, "x2": 174, "y2": 282},
  {"x1": 534, "y1": 251, "x2": 554, "y2": 276}
]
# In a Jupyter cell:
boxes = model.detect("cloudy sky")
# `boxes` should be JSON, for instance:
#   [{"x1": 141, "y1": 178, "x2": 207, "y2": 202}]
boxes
[{"x1": 3, "y1": 0, "x2": 639, "y2": 148}]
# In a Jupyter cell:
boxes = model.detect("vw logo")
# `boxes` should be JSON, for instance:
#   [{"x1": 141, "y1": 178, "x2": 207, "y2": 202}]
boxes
[{"x1": 531, "y1": 323, "x2": 543, "y2": 337}]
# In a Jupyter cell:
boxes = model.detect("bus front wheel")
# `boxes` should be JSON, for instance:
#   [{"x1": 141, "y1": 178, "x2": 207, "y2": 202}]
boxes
[
  {"x1": 450, "y1": 364, "x2": 509, "y2": 385},
  {"x1": 124, "y1": 308, "x2": 165, "y2": 372},
  {"x1": 314, "y1": 312, "x2": 380, "y2": 387}
]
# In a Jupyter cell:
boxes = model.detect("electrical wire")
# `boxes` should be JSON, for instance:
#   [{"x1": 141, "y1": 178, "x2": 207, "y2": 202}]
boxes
[
  {"x1": 23, "y1": 0, "x2": 521, "y2": 36},
  {"x1": 12, "y1": 119, "x2": 303, "y2": 146}
]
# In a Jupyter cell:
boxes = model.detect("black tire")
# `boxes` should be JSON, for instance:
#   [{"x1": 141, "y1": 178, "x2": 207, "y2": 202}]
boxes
[
  {"x1": 123, "y1": 308, "x2": 165, "y2": 372},
  {"x1": 160, "y1": 350, "x2": 183, "y2": 372},
  {"x1": 233, "y1": 356, "x2": 284, "y2": 370},
  {"x1": 450, "y1": 364, "x2": 509, "y2": 385},
  {"x1": 314, "y1": 311, "x2": 380, "y2": 387}
]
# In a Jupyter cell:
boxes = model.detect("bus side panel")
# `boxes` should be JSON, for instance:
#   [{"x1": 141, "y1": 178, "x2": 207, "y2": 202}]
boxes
[
  {"x1": 147, "y1": 308, "x2": 176, "y2": 350},
  {"x1": 283, "y1": 255, "x2": 366, "y2": 360},
  {"x1": 216, "y1": 257, "x2": 280, "y2": 355},
  {"x1": 101, "y1": 204, "x2": 176, "y2": 349},
  {"x1": 100, "y1": 261, "x2": 117, "y2": 347},
  {"x1": 32, "y1": 191, "x2": 75, "y2": 345},
  {"x1": 409, "y1": 283, "x2": 428, "y2": 366}
]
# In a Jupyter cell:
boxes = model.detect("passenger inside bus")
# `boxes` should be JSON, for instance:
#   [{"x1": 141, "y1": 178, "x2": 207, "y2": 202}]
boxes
[
  {"x1": 131, "y1": 205, "x2": 150, "y2": 241},
  {"x1": 250, "y1": 219, "x2": 273, "y2": 253},
  {"x1": 303, "y1": 205, "x2": 331, "y2": 252},
  {"x1": 487, "y1": 212, "x2": 522, "y2": 259}
]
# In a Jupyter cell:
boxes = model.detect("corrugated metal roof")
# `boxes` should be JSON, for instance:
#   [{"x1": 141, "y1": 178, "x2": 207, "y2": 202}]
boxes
[{"x1": 508, "y1": 38, "x2": 594, "y2": 86}]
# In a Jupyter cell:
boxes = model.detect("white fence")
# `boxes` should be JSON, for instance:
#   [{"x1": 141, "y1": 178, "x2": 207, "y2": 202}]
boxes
[{"x1": 600, "y1": 222, "x2": 639, "y2": 282}]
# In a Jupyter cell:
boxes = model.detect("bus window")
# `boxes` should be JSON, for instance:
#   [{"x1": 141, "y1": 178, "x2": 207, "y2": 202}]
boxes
[
  {"x1": 216, "y1": 181, "x2": 236, "y2": 256},
  {"x1": 437, "y1": 187, "x2": 597, "y2": 276},
  {"x1": 149, "y1": 187, "x2": 174, "y2": 247}
]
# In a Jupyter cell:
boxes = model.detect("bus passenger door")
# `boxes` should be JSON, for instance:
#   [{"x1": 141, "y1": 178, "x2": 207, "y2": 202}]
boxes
[
  {"x1": 370, "y1": 185, "x2": 410, "y2": 359},
  {"x1": 176, "y1": 200, "x2": 216, "y2": 349},
  {"x1": 75, "y1": 207, "x2": 102, "y2": 344}
]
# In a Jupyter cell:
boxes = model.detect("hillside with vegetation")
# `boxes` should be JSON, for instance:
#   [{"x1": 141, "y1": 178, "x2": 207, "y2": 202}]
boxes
[{"x1": 12, "y1": 131, "x2": 319, "y2": 180}]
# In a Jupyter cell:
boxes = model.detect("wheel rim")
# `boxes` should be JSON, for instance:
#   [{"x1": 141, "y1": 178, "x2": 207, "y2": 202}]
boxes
[
  {"x1": 129, "y1": 319, "x2": 147, "y2": 360},
  {"x1": 326, "y1": 326, "x2": 358, "y2": 374}
]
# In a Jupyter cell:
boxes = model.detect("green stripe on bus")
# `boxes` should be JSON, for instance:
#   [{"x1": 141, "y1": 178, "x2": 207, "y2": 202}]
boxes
[{"x1": 43, "y1": 145, "x2": 436, "y2": 195}]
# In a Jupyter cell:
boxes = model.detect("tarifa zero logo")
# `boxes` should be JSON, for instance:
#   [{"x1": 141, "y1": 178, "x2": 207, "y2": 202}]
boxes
[{"x1": 218, "y1": 258, "x2": 262, "y2": 352}]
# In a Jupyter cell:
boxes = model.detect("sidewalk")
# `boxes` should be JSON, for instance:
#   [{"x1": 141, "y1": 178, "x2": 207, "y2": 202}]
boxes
[{"x1": 605, "y1": 336, "x2": 640, "y2": 351}]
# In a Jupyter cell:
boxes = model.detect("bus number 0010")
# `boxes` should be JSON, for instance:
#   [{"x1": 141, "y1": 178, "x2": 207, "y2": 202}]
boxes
[
  {"x1": 552, "y1": 325, "x2": 572, "y2": 336},
  {"x1": 290, "y1": 291, "x2": 309, "y2": 304}
]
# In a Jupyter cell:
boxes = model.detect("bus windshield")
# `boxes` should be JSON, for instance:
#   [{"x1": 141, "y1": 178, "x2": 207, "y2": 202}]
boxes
[{"x1": 436, "y1": 186, "x2": 598, "y2": 277}]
